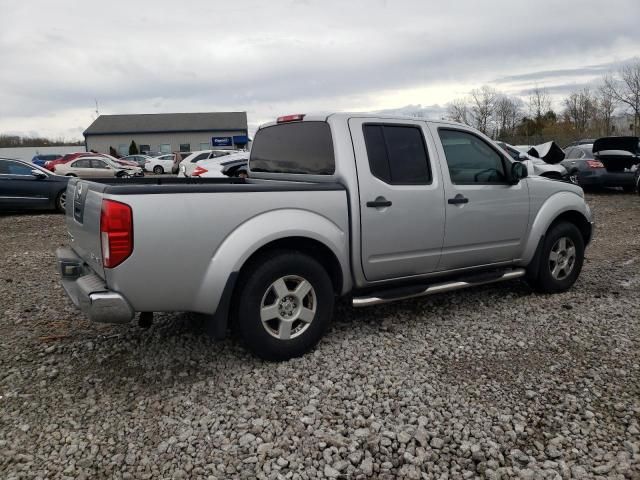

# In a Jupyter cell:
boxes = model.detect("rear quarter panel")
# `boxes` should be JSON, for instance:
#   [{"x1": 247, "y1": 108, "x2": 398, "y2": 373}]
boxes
[{"x1": 103, "y1": 188, "x2": 350, "y2": 314}]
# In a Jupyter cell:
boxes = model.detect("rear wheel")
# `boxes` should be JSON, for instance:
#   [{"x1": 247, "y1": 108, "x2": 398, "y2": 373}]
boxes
[
  {"x1": 55, "y1": 190, "x2": 66, "y2": 213},
  {"x1": 153, "y1": 166, "x2": 164, "y2": 174},
  {"x1": 527, "y1": 221, "x2": 584, "y2": 293},
  {"x1": 235, "y1": 251, "x2": 334, "y2": 360}
]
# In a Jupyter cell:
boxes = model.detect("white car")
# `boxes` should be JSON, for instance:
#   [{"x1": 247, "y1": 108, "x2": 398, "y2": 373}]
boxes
[
  {"x1": 177, "y1": 149, "x2": 235, "y2": 177},
  {"x1": 54, "y1": 156, "x2": 143, "y2": 178},
  {"x1": 499, "y1": 142, "x2": 568, "y2": 181},
  {"x1": 145, "y1": 154, "x2": 175, "y2": 174},
  {"x1": 190, "y1": 152, "x2": 249, "y2": 178}
]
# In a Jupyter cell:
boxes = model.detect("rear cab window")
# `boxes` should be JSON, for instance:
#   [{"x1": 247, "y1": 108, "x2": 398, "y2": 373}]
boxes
[{"x1": 250, "y1": 122, "x2": 335, "y2": 175}]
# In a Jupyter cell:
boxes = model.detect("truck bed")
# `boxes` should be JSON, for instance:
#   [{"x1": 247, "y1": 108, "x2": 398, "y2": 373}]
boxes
[{"x1": 63, "y1": 176, "x2": 350, "y2": 315}]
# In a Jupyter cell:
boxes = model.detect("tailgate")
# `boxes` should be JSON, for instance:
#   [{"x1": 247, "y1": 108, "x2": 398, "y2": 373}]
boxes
[{"x1": 65, "y1": 178, "x2": 107, "y2": 279}]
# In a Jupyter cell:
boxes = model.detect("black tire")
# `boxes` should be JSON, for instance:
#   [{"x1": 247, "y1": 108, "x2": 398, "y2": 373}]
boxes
[
  {"x1": 568, "y1": 170, "x2": 579, "y2": 185},
  {"x1": 527, "y1": 221, "x2": 584, "y2": 293},
  {"x1": 622, "y1": 185, "x2": 635, "y2": 193},
  {"x1": 55, "y1": 190, "x2": 66, "y2": 213},
  {"x1": 234, "y1": 251, "x2": 334, "y2": 361},
  {"x1": 153, "y1": 166, "x2": 164, "y2": 174}
]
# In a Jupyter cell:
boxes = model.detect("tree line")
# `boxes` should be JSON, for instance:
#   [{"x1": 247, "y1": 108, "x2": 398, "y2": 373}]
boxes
[
  {"x1": 0, "y1": 134, "x2": 83, "y2": 148},
  {"x1": 447, "y1": 59, "x2": 640, "y2": 146}
]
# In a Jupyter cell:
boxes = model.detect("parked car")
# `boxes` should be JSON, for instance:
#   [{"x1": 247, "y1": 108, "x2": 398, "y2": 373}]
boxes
[
  {"x1": 0, "y1": 157, "x2": 69, "y2": 212},
  {"x1": 56, "y1": 113, "x2": 593, "y2": 361},
  {"x1": 119, "y1": 155, "x2": 152, "y2": 167},
  {"x1": 54, "y1": 156, "x2": 143, "y2": 178},
  {"x1": 32, "y1": 154, "x2": 62, "y2": 167},
  {"x1": 562, "y1": 137, "x2": 639, "y2": 191},
  {"x1": 496, "y1": 142, "x2": 569, "y2": 181},
  {"x1": 144, "y1": 154, "x2": 175, "y2": 174},
  {"x1": 45, "y1": 152, "x2": 95, "y2": 171},
  {"x1": 190, "y1": 152, "x2": 249, "y2": 178},
  {"x1": 177, "y1": 150, "x2": 234, "y2": 177},
  {"x1": 564, "y1": 139, "x2": 596, "y2": 148}
]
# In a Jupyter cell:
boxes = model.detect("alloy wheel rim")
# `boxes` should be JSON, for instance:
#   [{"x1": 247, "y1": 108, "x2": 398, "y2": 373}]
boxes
[
  {"x1": 260, "y1": 275, "x2": 316, "y2": 340},
  {"x1": 59, "y1": 192, "x2": 66, "y2": 209},
  {"x1": 549, "y1": 236, "x2": 576, "y2": 280}
]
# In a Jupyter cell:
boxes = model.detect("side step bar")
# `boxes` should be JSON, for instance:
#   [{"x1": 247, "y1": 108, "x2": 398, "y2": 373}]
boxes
[{"x1": 352, "y1": 268, "x2": 526, "y2": 307}]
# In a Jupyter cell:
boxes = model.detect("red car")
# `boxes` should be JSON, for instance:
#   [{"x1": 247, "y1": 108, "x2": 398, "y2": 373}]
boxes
[{"x1": 45, "y1": 152, "x2": 137, "y2": 172}]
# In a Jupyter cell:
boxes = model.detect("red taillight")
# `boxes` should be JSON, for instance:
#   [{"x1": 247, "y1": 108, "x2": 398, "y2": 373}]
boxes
[
  {"x1": 586, "y1": 160, "x2": 604, "y2": 169},
  {"x1": 277, "y1": 113, "x2": 305, "y2": 123},
  {"x1": 192, "y1": 165, "x2": 208, "y2": 177},
  {"x1": 100, "y1": 199, "x2": 133, "y2": 268}
]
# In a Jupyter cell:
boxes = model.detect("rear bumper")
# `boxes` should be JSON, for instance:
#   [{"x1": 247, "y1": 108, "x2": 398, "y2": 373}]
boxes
[
  {"x1": 578, "y1": 170, "x2": 635, "y2": 187},
  {"x1": 56, "y1": 247, "x2": 134, "y2": 324}
]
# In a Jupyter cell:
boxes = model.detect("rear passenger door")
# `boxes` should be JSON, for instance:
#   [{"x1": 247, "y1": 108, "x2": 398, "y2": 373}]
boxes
[
  {"x1": 349, "y1": 118, "x2": 445, "y2": 281},
  {"x1": 431, "y1": 126, "x2": 529, "y2": 270}
]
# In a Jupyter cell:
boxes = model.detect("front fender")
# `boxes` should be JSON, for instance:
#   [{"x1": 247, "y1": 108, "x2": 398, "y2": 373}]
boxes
[
  {"x1": 192, "y1": 208, "x2": 350, "y2": 313},
  {"x1": 519, "y1": 191, "x2": 592, "y2": 265}
]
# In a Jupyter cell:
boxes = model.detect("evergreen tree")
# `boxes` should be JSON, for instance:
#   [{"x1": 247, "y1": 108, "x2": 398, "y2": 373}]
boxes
[{"x1": 129, "y1": 140, "x2": 139, "y2": 155}]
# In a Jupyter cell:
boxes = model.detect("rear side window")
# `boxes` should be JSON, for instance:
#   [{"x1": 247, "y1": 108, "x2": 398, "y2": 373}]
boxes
[
  {"x1": 250, "y1": 122, "x2": 335, "y2": 175},
  {"x1": 191, "y1": 153, "x2": 210, "y2": 162},
  {"x1": 363, "y1": 124, "x2": 431, "y2": 184}
]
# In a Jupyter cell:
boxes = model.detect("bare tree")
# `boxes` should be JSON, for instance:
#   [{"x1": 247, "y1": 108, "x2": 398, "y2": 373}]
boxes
[
  {"x1": 447, "y1": 98, "x2": 471, "y2": 125},
  {"x1": 596, "y1": 78, "x2": 617, "y2": 135},
  {"x1": 563, "y1": 87, "x2": 596, "y2": 132},
  {"x1": 469, "y1": 86, "x2": 497, "y2": 134},
  {"x1": 494, "y1": 95, "x2": 522, "y2": 138},
  {"x1": 604, "y1": 60, "x2": 640, "y2": 135},
  {"x1": 528, "y1": 86, "x2": 552, "y2": 122}
]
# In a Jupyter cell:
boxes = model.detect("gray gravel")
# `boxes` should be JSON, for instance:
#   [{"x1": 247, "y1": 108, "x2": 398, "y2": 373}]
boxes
[{"x1": 1, "y1": 191, "x2": 639, "y2": 479}]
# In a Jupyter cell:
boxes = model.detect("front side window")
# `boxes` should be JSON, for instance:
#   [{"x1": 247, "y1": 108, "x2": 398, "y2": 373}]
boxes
[
  {"x1": 438, "y1": 129, "x2": 507, "y2": 184},
  {"x1": 250, "y1": 121, "x2": 335, "y2": 175},
  {"x1": 363, "y1": 124, "x2": 431, "y2": 184},
  {"x1": 91, "y1": 160, "x2": 108, "y2": 168},
  {"x1": 0, "y1": 160, "x2": 33, "y2": 175},
  {"x1": 192, "y1": 152, "x2": 210, "y2": 162}
]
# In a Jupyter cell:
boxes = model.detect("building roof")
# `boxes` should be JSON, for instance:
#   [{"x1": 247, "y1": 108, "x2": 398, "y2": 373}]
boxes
[{"x1": 83, "y1": 112, "x2": 248, "y2": 136}]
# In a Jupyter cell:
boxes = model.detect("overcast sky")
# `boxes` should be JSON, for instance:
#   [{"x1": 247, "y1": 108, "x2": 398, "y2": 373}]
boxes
[{"x1": 1, "y1": 0, "x2": 639, "y2": 139}]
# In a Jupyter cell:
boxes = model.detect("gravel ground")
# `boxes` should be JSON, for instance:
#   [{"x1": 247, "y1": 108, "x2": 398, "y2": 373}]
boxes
[{"x1": 1, "y1": 191, "x2": 639, "y2": 480}]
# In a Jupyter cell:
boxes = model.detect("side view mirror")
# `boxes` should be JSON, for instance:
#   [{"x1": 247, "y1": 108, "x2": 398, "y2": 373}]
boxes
[
  {"x1": 510, "y1": 162, "x2": 528, "y2": 184},
  {"x1": 31, "y1": 169, "x2": 47, "y2": 179},
  {"x1": 518, "y1": 152, "x2": 529, "y2": 161}
]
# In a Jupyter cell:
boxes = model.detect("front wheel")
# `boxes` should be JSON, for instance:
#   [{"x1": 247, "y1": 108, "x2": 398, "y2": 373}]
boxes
[
  {"x1": 527, "y1": 222, "x2": 584, "y2": 293},
  {"x1": 55, "y1": 190, "x2": 66, "y2": 213},
  {"x1": 235, "y1": 251, "x2": 334, "y2": 360},
  {"x1": 153, "y1": 166, "x2": 164, "y2": 174}
]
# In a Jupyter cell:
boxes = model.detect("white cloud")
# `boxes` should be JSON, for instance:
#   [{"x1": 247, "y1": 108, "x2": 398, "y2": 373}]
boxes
[{"x1": 1, "y1": 0, "x2": 639, "y2": 138}]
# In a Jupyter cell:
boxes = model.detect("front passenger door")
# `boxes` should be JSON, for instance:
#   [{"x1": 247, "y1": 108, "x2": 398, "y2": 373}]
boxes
[{"x1": 432, "y1": 127, "x2": 530, "y2": 271}]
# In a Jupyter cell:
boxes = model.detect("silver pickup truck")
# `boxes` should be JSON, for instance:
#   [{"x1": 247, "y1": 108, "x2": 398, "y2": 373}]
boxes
[{"x1": 57, "y1": 113, "x2": 593, "y2": 360}]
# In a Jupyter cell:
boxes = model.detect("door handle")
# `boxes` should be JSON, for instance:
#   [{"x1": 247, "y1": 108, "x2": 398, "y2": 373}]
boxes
[
  {"x1": 447, "y1": 194, "x2": 469, "y2": 205},
  {"x1": 366, "y1": 198, "x2": 392, "y2": 208}
]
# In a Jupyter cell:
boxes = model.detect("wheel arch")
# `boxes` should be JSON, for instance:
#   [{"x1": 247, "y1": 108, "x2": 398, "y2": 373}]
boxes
[
  {"x1": 520, "y1": 192, "x2": 592, "y2": 266},
  {"x1": 192, "y1": 208, "x2": 351, "y2": 316}
]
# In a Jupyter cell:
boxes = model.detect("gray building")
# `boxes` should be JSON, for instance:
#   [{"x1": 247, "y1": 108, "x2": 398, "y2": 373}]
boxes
[{"x1": 83, "y1": 112, "x2": 248, "y2": 155}]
